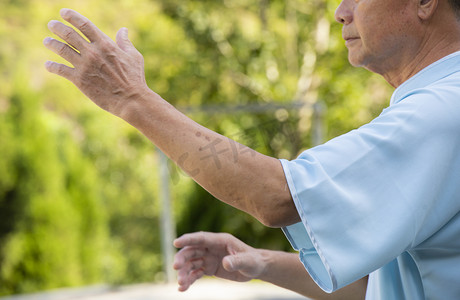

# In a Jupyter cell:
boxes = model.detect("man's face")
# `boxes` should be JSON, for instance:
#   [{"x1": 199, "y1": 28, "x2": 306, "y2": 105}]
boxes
[{"x1": 335, "y1": 0, "x2": 418, "y2": 75}]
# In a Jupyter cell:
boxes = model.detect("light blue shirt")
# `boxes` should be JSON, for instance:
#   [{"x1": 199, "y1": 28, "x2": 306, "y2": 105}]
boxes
[{"x1": 281, "y1": 52, "x2": 460, "y2": 299}]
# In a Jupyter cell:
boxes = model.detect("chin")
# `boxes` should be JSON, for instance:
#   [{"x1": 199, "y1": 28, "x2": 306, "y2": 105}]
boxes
[
  {"x1": 347, "y1": 53, "x2": 374, "y2": 71},
  {"x1": 347, "y1": 55, "x2": 363, "y2": 68}
]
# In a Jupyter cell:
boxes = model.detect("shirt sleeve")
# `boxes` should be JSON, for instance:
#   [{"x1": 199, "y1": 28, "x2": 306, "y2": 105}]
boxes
[{"x1": 280, "y1": 89, "x2": 460, "y2": 292}]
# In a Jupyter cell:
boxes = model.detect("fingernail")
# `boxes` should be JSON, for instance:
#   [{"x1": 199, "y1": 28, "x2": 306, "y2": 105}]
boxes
[
  {"x1": 43, "y1": 37, "x2": 53, "y2": 45},
  {"x1": 60, "y1": 8, "x2": 70, "y2": 17},
  {"x1": 226, "y1": 259, "x2": 234, "y2": 270},
  {"x1": 48, "y1": 20, "x2": 59, "y2": 28}
]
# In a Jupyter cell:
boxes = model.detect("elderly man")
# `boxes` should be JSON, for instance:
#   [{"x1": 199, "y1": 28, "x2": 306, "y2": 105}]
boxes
[{"x1": 44, "y1": 0, "x2": 460, "y2": 298}]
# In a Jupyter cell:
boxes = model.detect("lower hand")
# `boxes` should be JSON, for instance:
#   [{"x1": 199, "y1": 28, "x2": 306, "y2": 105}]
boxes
[{"x1": 173, "y1": 232, "x2": 267, "y2": 292}]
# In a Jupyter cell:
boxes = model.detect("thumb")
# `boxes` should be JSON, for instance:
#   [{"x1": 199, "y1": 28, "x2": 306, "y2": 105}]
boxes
[
  {"x1": 116, "y1": 27, "x2": 134, "y2": 52},
  {"x1": 223, "y1": 253, "x2": 252, "y2": 273},
  {"x1": 223, "y1": 252, "x2": 265, "y2": 279},
  {"x1": 222, "y1": 255, "x2": 239, "y2": 272}
]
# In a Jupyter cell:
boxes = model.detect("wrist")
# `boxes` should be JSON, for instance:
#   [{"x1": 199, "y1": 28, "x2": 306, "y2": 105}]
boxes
[
  {"x1": 255, "y1": 248, "x2": 274, "y2": 281},
  {"x1": 117, "y1": 86, "x2": 161, "y2": 126}
]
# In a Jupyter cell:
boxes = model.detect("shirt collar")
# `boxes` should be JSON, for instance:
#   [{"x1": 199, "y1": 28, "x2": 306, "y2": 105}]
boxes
[{"x1": 391, "y1": 51, "x2": 460, "y2": 105}]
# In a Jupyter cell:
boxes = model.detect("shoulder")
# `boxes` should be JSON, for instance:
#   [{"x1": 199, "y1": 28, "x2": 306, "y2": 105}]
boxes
[
  {"x1": 380, "y1": 77, "x2": 460, "y2": 135},
  {"x1": 389, "y1": 53, "x2": 460, "y2": 125}
]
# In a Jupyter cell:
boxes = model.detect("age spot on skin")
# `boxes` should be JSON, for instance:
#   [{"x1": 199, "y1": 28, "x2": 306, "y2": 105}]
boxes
[{"x1": 196, "y1": 132, "x2": 202, "y2": 137}]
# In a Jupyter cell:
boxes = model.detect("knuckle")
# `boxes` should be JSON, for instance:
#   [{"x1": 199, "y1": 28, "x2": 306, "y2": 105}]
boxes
[
  {"x1": 192, "y1": 248, "x2": 202, "y2": 258},
  {"x1": 197, "y1": 231, "x2": 206, "y2": 243},
  {"x1": 52, "y1": 63, "x2": 65, "y2": 75},
  {"x1": 57, "y1": 43, "x2": 68, "y2": 56},
  {"x1": 83, "y1": 48, "x2": 98, "y2": 61},
  {"x1": 221, "y1": 232, "x2": 232, "y2": 240},
  {"x1": 134, "y1": 49, "x2": 143, "y2": 59},
  {"x1": 78, "y1": 20, "x2": 91, "y2": 32},
  {"x1": 137, "y1": 54, "x2": 145, "y2": 64},
  {"x1": 100, "y1": 40, "x2": 116, "y2": 51},
  {"x1": 62, "y1": 28, "x2": 74, "y2": 40},
  {"x1": 56, "y1": 64, "x2": 68, "y2": 75}
]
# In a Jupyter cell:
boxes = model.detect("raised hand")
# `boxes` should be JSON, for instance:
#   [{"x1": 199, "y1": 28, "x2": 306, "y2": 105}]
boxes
[
  {"x1": 43, "y1": 8, "x2": 152, "y2": 117},
  {"x1": 173, "y1": 232, "x2": 268, "y2": 292}
]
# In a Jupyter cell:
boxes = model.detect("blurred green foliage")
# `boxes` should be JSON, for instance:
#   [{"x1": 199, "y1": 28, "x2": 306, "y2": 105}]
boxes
[{"x1": 0, "y1": 0, "x2": 392, "y2": 296}]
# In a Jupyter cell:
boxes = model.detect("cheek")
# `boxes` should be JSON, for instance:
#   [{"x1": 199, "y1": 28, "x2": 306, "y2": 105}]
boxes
[
  {"x1": 356, "y1": 15, "x2": 401, "y2": 52},
  {"x1": 354, "y1": 2, "x2": 397, "y2": 47},
  {"x1": 355, "y1": 21, "x2": 383, "y2": 50}
]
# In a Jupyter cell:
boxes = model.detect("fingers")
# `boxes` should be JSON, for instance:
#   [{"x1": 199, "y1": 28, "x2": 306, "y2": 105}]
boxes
[
  {"x1": 44, "y1": 9, "x2": 115, "y2": 82},
  {"x1": 173, "y1": 232, "x2": 254, "y2": 290},
  {"x1": 174, "y1": 247, "x2": 206, "y2": 269},
  {"x1": 177, "y1": 267, "x2": 204, "y2": 292},
  {"x1": 47, "y1": 20, "x2": 88, "y2": 51},
  {"x1": 43, "y1": 37, "x2": 80, "y2": 66},
  {"x1": 43, "y1": 35, "x2": 78, "y2": 80},
  {"x1": 116, "y1": 28, "x2": 134, "y2": 53},
  {"x1": 174, "y1": 231, "x2": 226, "y2": 249},
  {"x1": 174, "y1": 247, "x2": 206, "y2": 292},
  {"x1": 174, "y1": 233, "x2": 201, "y2": 249},
  {"x1": 176, "y1": 256, "x2": 204, "y2": 277},
  {"x1": 59, "y1": 8, "x2": 104, "y2": 43},
  {"x1": 44, "y1": 60, "x2": 75, "y2": 81}
]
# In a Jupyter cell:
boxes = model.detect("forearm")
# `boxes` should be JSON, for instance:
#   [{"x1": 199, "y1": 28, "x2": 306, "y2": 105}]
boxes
[
  {"x1": 44, "y1": 9, "x2": 299, "y2": 227},
  {"x1": 120, "y1": 90, "x2": 299, "y2": 227},
  {"x1": 258, "y1": 250, "x2": 368, "y2": 300}
]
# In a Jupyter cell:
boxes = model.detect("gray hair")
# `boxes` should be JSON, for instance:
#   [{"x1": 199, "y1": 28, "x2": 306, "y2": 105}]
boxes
[{"x1": 448, "y1": 0, "x2": 460, "y2": 18}]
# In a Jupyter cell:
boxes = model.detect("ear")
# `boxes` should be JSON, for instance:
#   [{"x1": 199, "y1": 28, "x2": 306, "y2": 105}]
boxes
[{"x1": 418, "y1": 0, "x2": 439, "y2": 20}]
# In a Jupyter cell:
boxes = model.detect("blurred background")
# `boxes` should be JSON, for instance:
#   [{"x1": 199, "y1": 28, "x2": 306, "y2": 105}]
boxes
[{"x1": 0, "y1": 0, "x2": 392, "y2": 296}]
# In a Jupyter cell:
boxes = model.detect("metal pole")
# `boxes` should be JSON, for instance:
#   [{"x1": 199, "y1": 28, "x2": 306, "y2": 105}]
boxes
[
  {"x1": 312, "y1": 101, "x2": 326, "y2": 146},
  {"x1": 158, "y1": 149, "x2": 176, "y2": 283}
]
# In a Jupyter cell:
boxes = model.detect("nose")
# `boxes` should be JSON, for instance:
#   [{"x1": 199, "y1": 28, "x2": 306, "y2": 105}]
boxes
[{"x1": 334, "y1": 0, "x2": 353, "y2": 25}]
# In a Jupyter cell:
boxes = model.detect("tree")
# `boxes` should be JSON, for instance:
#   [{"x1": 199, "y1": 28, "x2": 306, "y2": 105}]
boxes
[{"x1": 0, "y1": 0, "x2": 392, "y2": 295}]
